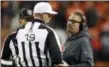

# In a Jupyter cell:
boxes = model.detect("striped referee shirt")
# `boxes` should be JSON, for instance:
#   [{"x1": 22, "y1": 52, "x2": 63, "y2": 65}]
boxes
[{"x1": 1, "y1": 19, "x2": 62, "y2": 67}]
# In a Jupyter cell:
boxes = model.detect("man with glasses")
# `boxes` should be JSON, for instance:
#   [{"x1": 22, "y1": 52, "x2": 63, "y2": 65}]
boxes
[{"x1": 58, "y1": 12, "x2": 94, "y2": 67}]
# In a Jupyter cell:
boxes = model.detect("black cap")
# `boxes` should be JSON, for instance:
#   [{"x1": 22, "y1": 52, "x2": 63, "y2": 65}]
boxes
[{"x1": 19, "y1": 8, "x2": 33, "y2": 19}]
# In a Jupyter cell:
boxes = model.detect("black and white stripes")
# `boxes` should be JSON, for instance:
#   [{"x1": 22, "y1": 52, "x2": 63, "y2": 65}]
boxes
[
  {"x1": 15, "y1": 22, "x2": 51, "y2": 66},
  {"x1": 1, "y1": 19, "x2": 62, "y2": 67}
]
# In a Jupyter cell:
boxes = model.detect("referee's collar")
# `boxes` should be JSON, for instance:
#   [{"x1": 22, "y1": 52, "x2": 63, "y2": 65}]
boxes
[{"x1": 33, "y1": 19, "x2": 45, "y2": 24}]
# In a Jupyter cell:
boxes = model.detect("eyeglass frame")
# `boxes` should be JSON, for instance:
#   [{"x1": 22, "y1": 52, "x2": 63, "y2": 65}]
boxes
[{"x1": 67, "y1": 19, "x2": 82, "y2": 25}]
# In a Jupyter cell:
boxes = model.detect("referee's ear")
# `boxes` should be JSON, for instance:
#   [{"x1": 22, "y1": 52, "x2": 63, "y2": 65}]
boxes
[{"x1": 19, "y1": 19, "x2": 26, "y2": 25}]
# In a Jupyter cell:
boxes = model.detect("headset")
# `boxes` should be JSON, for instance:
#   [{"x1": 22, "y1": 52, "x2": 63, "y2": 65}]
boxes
[{"x1": 73, "y1": 12, "x2": 87, "y2": 31}]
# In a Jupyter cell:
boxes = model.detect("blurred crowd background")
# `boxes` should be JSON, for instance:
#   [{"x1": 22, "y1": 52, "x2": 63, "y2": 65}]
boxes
[{"x1": 1, "y1": 1, "x2": 109, "y2": 66}]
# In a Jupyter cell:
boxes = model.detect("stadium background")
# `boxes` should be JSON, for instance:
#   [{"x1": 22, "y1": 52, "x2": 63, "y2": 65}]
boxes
[{"x1": 1, "y1": 1, "x2": 109, "y2": 66}]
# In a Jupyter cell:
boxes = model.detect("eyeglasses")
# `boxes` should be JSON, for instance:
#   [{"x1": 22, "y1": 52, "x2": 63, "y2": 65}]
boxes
[
  {"x1": 69, "y1": 19, "x2": 81, "y2": 23},
  {"x1": 68, "y1": 19, "x2": 81, "y2": 25}
]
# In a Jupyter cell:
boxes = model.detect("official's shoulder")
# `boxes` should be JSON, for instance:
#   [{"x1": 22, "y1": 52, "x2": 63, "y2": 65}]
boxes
[
  {"x1": 3, "y1": 31, "x2": 17, "y2": 43},
  {"x1": 39, "y1": 24, "x2": 54, "y2": 32},
  {"x1": 6, "y1": 31, "x2": 17, "y2": 39}
]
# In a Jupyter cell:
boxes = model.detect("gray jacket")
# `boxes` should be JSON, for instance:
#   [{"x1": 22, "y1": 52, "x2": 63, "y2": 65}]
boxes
[{"x1": 63, "y1": 23, "x2": 94, "y2": 67}]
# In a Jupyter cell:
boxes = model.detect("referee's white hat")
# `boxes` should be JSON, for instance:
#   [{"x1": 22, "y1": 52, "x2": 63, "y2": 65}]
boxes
[{"x1": 33, "y1": 2, "x2": 57, "y2": 14}]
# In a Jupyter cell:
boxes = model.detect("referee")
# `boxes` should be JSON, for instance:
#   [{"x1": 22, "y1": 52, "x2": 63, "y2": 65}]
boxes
[
  {"x1": 1, "y1": 8, "x2": 33, "y2": 67},
  {"x1": 1, "y1": 2, "x2": 62, "y2": 67}
]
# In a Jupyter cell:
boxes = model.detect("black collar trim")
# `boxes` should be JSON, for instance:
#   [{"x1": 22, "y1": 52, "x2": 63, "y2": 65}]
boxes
[{"x1": 33, "y1": 19, "x2": 45, "y2": 24}]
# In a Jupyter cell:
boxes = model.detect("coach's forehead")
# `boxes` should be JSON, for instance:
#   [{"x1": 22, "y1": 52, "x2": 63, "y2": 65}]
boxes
[{"x1": 69, "y1": 13, "x2": 82, "y2": 22}]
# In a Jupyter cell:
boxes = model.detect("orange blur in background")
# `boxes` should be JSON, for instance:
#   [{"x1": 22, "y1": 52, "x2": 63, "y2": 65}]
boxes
[{"x1": 1, "y1": 1, "x2": 109, "y2": 66}]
